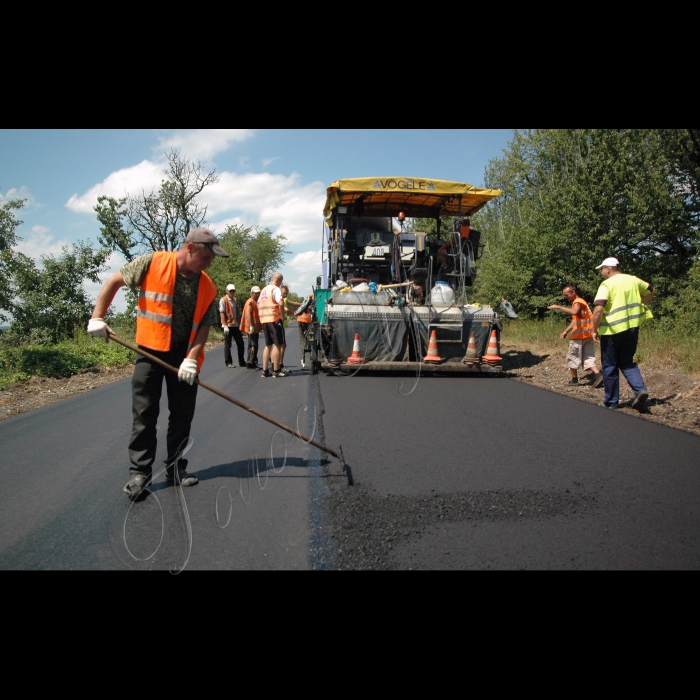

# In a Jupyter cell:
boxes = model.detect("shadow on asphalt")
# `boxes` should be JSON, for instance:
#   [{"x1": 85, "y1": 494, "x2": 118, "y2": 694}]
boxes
[
  {"x1": 501, "y1": 349, "x2": 549, "y2": 370},
  {"x1": 145, "y1": 457, "x2": 333, "y2": 486}
]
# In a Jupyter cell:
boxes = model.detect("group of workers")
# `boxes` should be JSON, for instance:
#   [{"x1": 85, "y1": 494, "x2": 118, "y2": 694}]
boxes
[
  {"x1": 548, "y1": 256, "x2": 655, "y2": 412},
  {"x1": 220, "y1": 273, "x2": 309, "y2": 378}
]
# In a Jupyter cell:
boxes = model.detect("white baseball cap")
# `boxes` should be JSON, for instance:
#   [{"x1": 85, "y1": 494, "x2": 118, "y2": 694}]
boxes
[
  {"x1": 251, "y1": 285, "x2": 261, "y2": 293},
  {"x1": 595, "y1": 257, "x2": 620, "y2": 269},
  {"x1": 226, "y1": 284, "x2": 236, "y2": 291}
]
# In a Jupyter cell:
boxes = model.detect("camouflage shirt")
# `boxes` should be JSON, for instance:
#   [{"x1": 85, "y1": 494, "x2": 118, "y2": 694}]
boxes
[{"x1": 121, "y1": 253, "x2": 219, "y2": 345}]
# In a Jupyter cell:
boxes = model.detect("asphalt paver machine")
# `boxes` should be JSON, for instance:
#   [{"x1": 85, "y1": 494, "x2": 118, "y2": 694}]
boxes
[{"x1": 306, "y1": 177, "x2": 503, "y2": 374}]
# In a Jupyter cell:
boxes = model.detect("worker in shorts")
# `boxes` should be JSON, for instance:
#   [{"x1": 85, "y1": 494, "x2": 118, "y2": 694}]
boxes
[
  {"x1": 548, "y1": 284, "x2": 604, "y2": 387},
  {"x1": 258, "y1": 273, "x2": 288, "y2": 378}
]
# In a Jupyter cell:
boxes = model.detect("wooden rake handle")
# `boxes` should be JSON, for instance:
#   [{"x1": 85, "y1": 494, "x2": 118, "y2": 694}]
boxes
[{"x1": 107, "y1": 331, "x2": 340, "y2": 460}]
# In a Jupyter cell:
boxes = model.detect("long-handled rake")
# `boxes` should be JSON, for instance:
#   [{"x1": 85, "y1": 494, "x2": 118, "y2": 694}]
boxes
[{"x1": 107, "y1": 331, "x2": 352, "y2": 485}]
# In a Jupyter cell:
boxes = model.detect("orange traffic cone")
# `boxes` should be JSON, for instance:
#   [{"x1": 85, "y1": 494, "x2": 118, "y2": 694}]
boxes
[
  {"x1": 461, "y1": 331, "x2": 479, "y2": 365},
  {"x1": 423, "y1": 330, "x2": 442, "y2": 364},
  {"x1": 347, "y1": 333, "x2": 364, "y2": 364},
  {"x1": 482, "y1": 329, "x2": 502, "y2": 364}
]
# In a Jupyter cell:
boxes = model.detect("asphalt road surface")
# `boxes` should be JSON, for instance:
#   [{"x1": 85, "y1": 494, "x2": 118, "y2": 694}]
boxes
[{"x1": 1, "y1": 322, "x2": 699, "y2": 570}]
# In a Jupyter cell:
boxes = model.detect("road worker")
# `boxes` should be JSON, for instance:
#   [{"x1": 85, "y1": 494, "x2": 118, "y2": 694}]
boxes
[
  {"x1": 548, "y1": 284, "x2": 604, "y2": 387},
  {"x1": 87, "y1": 228, "x2": 228, "y2": 498},
  {"x1": 241, "y1": 285, "x2": 262, "y2": 370},
  {"x1": 219, "y1": 283, "x2": 245, "y2": 368},
  {"x1": 591, "y1": 257, "x2": 655, "y2": 411},
  {"x1": 258, "y1": 273, "x2": 287, "y2": 378}
]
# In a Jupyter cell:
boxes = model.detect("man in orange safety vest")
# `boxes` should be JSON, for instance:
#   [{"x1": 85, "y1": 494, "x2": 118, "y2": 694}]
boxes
[{"x1": 87, "y1": 228, "x2": 228, "y2": 499}]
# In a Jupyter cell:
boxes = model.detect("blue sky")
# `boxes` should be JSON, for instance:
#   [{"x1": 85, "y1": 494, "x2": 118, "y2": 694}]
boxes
[{"x1": 0, "y1": 129, "x2": 514, "y2": 312}]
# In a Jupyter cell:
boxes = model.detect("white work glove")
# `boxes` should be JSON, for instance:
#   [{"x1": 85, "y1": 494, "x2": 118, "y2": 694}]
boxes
[
  {"x1": 87, "y1": 317, "x2": 112, "y2": 342},
  {"x1": 222, "y1": 325, "x2": 229, "y2": 335},
  {"x1": 178, "y1": 358, "x2": 198, "y2": 385}
]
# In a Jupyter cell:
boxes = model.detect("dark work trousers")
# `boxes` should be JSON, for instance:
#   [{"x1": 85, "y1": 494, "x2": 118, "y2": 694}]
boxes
[
  {"x1": 246, "y1": 332, "x2": 260, "y2": 366},
  {"x1": 129, "y1": 342, "x2": 198, "y2": 478},
  {"x1": 600, "y1": 327, "x2": 648, "y2": 408},
  {"x1": 225, "y1": 326, "x2": 245, "y2": 366}
]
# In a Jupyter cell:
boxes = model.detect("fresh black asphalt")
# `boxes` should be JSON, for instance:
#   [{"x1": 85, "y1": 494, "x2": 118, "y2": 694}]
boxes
[{"x1": 1, "y1": 323, "x2": 699, "y2": 570}]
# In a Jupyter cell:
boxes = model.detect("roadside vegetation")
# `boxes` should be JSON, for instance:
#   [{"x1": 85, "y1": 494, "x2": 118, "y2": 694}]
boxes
[{"x1": 0, "y1": 327, "x2": 136, "y2": 390}]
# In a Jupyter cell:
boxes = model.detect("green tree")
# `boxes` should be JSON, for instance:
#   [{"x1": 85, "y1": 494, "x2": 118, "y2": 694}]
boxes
[
  {"x1": 94, "y1": 195, "x2": 137, "y2": 262},
  {"x1": 0, "y1": 191, "x2": 26, "y2": 323},
  {"x1": 472, "y1": 129, "x2": 699, "y2": 316},
  {"x1": 94, "y1": 195, "x2": 140, "y2": 316},
  {"x1": 10, "y1": 241, "x2": 110, "y2": 343},
  {"x1": 207, "y1": 223, "x2": 290, "y2": 296},
  {"x1": 658, "y1": 129, "x2": 700, "y2": 226}
]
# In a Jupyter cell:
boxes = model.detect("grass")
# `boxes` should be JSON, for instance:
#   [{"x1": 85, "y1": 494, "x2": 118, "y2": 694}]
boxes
[
  {"x1": 0, "y1": 324, "x2": 229, "y2": 391},
  {"x1": 501, "y1": 318, "x2": 700, "y2": 377},
  {"x1": 0, "y1": 327, "x2": 137, "y2": 391}
]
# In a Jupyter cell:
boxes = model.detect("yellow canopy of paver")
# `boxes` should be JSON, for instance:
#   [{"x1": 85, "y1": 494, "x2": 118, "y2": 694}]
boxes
[{"x1": 324, "y1": 177, "x2": 502, "y2": 224}]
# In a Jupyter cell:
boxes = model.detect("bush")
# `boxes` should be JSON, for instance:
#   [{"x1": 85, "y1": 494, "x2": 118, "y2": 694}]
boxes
[{"x1": 0, "y1": 330, "x2": 135, "y2": 390}]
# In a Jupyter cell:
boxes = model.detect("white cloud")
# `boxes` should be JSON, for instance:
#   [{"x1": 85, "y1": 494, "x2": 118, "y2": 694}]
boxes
[
  {"x1": 14, "y1": 225, "x2": 72, "y2": 259},
  {"x1": 280, "y1": 249, "x2": 323, "y2": 296},
  {"x1": 0, "y1": 185, "x2": 37, "y2": 208},
  {"x1": 205, "y1": 172, "x2": 326, "y2": 247},
  {"x1": 157, "y1": 129, "x2": 254, "y2": 161},
  {"x1": 67, "y1": 145, "x2": 327, "y2": 249},
  {"x1": 262, "y1": 157, "x2": 280, "y2": 167},
  {"x1": 65, "y1": 160, "x2": 163, "y2": 213}
]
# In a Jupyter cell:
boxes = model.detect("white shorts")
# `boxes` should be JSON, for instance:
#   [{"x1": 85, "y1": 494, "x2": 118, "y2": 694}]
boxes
[{"x1": 566, "y1": 338, "x2": 597, "y2": 370}]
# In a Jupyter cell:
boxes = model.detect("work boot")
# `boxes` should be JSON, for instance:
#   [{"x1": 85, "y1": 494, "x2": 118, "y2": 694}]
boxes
[
  {"x1": 165, "y1": 459, "x2": 198, "y2": 487},
  {"x1": 123, "y1": 472, "x2": 151, "y2": 500},
  {"x1": 631, "y1": 390, "x2": 649, "y2": 412},
  {"x1": 567, "y1": 378, "x2": 578, "y2": 385},
  {"x1": 592, "y1": 374, "x2": 604, "y2": 388}
]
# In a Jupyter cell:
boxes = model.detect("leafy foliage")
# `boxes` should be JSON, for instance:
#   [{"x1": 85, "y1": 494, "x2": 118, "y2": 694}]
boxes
[
  {"x1": 94, "y1": 195, "x2": 137, "y2": 262},
  {"x1": 10, "y1": 241, "x2": 110, "y2": 343},
  {"x1": 0, "y1": 191, "x2": 25, "y2": 323},
  {"x1": 471, "y1": 130, "x2": 700, "y2": 317},
  {"x1": 207, "y1": 223, "x2": 289, "y2": 296},
  {"x1": 0, "y1": 329, "x2": 134, "y2": 390}
]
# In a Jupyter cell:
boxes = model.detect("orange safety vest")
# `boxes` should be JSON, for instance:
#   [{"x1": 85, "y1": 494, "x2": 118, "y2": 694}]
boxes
[
  {"x1": 240, "y1": 298, "x2": 261, "y2": 334},
  {"x1": 570, "y1": 297, "x2": 594, "y2": 340},
  {"x1": 221, "y1": 296, "x2": 238, "y2": 325},
  {"x1": 297, "y1": 312, "x2": 312, "y2": 323},
  {"x1": 258, "y1": 284, "x2": 282, "y2": 324},
  {"x1": 135, "y1": 251, "x2": 218, "y2": 373}
]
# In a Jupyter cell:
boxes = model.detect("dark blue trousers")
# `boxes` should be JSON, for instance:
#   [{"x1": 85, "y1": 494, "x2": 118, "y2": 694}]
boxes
[{"x1": 599, "y1": 327, "x2": 647, "y2": 408}]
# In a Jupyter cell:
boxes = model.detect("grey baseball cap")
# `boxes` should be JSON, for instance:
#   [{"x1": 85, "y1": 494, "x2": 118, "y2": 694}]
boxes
[{"x1": 185, "y1": 228, "x2": 229, "y2": 257}]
